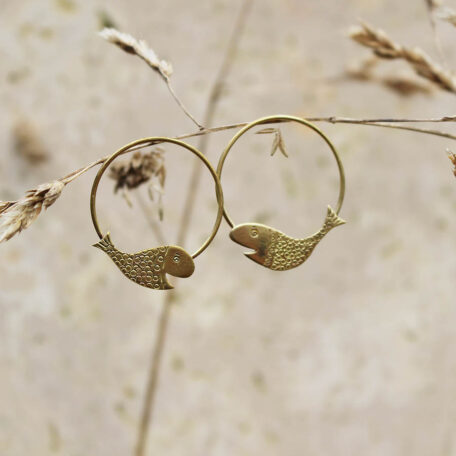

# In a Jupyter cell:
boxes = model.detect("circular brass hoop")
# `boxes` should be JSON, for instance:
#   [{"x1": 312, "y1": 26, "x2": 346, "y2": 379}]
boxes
[
  {"x1": 216, "y1": 115, "x2": 346, "y2": 228},
  {"x1": 90, "y1": 137, "x2": 224, "y2": 259}
]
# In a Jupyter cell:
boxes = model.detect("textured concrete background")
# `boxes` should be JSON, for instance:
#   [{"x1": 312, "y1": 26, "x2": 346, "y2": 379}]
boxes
[{"x1": 1, "y1": 0, "x2": 456, "y2": 455}]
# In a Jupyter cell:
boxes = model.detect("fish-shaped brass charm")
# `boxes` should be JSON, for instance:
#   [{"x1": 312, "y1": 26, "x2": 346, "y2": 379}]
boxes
[
  {"x1": 229, "y1": 206, "x2": 345, "y2": 271},
  {"x1": 93, "y1": 233, "x2": 195, "y2": 290}
]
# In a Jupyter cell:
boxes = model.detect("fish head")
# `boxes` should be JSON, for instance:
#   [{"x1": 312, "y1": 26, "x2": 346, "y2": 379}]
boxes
[
  {"x1": 229, "y1": 223, "x2": 273, "y2": 266},
  {"x1": 164, "y1": 246, "x2": 195, "y2": 278}
]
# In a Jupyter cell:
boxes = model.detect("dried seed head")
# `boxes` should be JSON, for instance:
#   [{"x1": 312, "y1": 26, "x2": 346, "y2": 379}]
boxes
[
  {"x1": 109, "y1": 149, "x2": 165, "y2": 193},
  {"x1": 0, "y1": 180, "x2": 65, "y2": 243},
  {"x1": 349, "y1": 23, "x2": 401, "y2": 59},
  {"x1": 0, "y1": 202, "x2": 14, "y2": 214},
  {"x1": 109, "y1": 149, "x2": 166, "y2": 220},
  {"x1": 99, "y1": 28, "x2": 173, "y2": 79},
  {"x1": 349, "y1": 21, "x2": 456, "y2": 93},
  {"x1": 256, "y1": 128, "x2": 289, "y2": 157}
]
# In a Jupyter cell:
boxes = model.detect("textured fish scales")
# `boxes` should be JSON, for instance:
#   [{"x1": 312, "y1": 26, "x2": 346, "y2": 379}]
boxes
[
  {"x1": 121, "y1": 246, "x2": 169, "y2": 290},
  {"x1": 265, "y1": 206, "x2": 345, "y2": 270},
  {"x1": 264, "y1": 231, "x2": 317, "y2": 270},
  {"x1": 93, "y1": 234, "x2": 172, "y2": 290}
]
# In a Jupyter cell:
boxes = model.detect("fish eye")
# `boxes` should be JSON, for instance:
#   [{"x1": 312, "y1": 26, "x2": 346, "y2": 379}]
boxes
[
  {"x1": 173, "y1": 254, "x2": 181, "y2": 263},
  {"x1": 250, "y1": 228, "x2": 259, "y2": 238}
]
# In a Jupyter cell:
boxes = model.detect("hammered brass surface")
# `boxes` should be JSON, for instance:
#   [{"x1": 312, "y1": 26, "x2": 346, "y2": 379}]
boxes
[
  {"x1": 93, "y1": 233, "x2": 194, "y2": 290},
  {"x1": 230, "y1": 206, "x2": 345, "y2": 270}
]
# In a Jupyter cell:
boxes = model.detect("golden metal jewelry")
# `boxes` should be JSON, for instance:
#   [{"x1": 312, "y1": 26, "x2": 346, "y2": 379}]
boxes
[
  {"x1": 91, "y1": 137, "x2": 224, "y2": 290},
  {"x1": 217, "y1": 115, "x2": 346, "y2": 271}
]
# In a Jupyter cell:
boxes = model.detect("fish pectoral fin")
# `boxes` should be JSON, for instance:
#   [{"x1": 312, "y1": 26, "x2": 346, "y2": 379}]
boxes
[{"x1": 163, "y1": 276, "x2": 174, "y2": 290}]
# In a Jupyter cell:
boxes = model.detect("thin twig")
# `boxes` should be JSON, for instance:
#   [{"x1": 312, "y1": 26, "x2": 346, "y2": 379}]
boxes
[
  {"x1": 134, "y1": 2, "x2": 254, "y2": 455},
  {"x1": 165, "y1": 78, "x2": 204, "y2": 129},
  {"x1": 100, "y1": 27, "x2": 203, "y2": 129},
  {"x1": 172, "y1": 115, "x2": 456, "y2": 142},
  {"x1": 327, "y1": 120, "x2": 456, "y2": 140},
  {"x1": 4, "y1": 114, "x2": 454, "y2": 245},
  {"x1": 8, "y1": 114, "x2": 456, "y2": 189},
  {"x1": 177, "y1": 1, "x2": 254, "y2": 248},
  {"x1": 8, "y1": 113, "x2": 456, "y2": 192},
  {"x1": 134, "y1": 191, "x2": 166, "y2": 245}
]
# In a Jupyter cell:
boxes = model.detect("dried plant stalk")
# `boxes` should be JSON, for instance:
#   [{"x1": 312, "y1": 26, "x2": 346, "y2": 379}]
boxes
[
  {"x1": 2, "y1": 113, "x2": 456, "y2": 245},
  {"x1": 5, "y1": 21, "x2": 456, "y2": 246},
  {"x1": 135, "y1": 2, "x2": 254, "y2": 455},
  {"x1": 0, "y1": 181, "x2": 65, "y2": 243},
  {"x1": 99, "y1": 27, "x2": 202, "y2": 128},
  {"x1": 349, "y1": 21, "x2": 456, "y2": 93}
]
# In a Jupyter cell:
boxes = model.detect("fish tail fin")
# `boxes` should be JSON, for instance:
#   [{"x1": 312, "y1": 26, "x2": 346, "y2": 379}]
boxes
[
  {"x1": 93, "y1": 232, "x2": 114, "y2": 252},
  {"x1": 325, "y1": 206, "x2": 346, "y2": 230},
  {"x1": 163, "y1": 281, "x2": 174, "y2": 290}
]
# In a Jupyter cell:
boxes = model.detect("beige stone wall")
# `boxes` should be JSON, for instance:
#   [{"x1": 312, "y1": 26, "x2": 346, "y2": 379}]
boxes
[{"x1": 1, "y1": 0, "x2": 456, "y2": 455}]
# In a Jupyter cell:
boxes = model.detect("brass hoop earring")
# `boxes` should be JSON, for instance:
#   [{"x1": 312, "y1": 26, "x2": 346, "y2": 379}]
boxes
[
  {"x1": 91, "y1": 137, "x2": 224, "y2": 290},
  {"x1": 217, "y1": 115, "x2": 346, "y2": 271}
]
